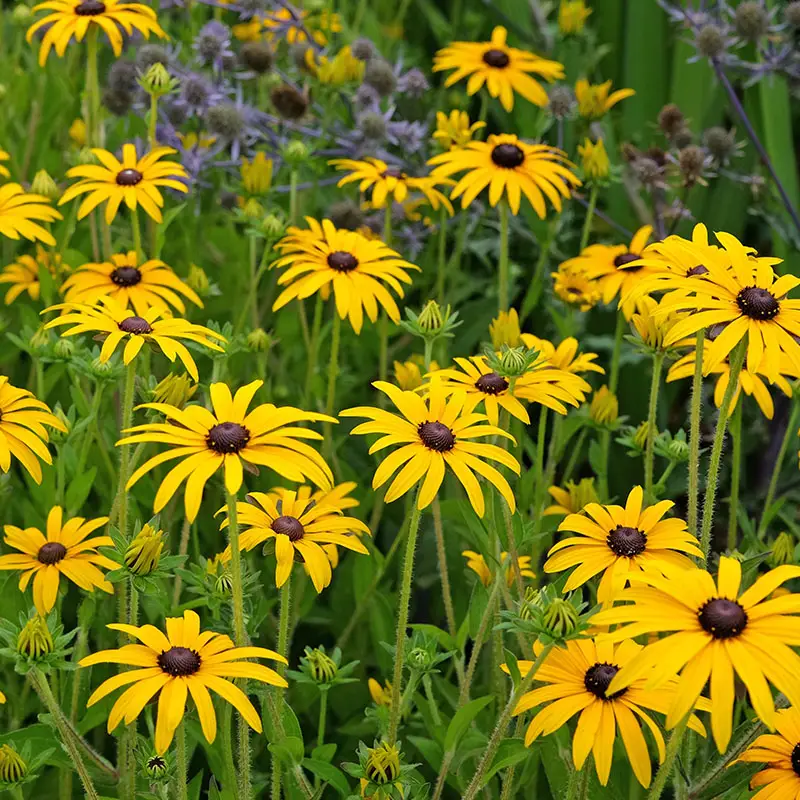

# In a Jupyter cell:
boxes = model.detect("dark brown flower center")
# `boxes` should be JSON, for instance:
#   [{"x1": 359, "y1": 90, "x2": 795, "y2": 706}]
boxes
[
  {"x1": 118, "y1": 316, "x2": 152, "y2": 334},
  {"x1": 698, "y1": 598, "x2": 747, "y2": 639},
  {"x1": 75, "y1": 0, "x2": 106, "y2": 14},
  {"x1": 607, "y1": 525, "x2": 647, "y2": 557},
  {"x1": 686, "y1": 264, "x2": 708, "y2": 277},
  {"x1": 613, "y1": 252, "x2": 642, "y2": 271},
  {"x1": 584, "y1": 663, "x2": 626, "y2": 700},
  {"x1": 418, "y1": 421, "x2": 455, "y2": 452},
  {"x1": 792, "y1": 743, "x2": 800, "y2": 776},
  {"x1": 483, "y1": 48, "x2": 510, "y2": 68},
  {"x1": 327, "y1": 251, "x2": 359, "y2": 272},
  {"x1": 111, "y1": 266, "x2": 142, "y2": 287},
  {"x1": 206, "y1": 422, "x2": 251, "y2": 453},
  {"x1": 567, "y1": 286, "x2": 583, "y2": 295},
  {"x1": 116, "y1": 168, "x2": 143, "y2": 186},
  {"x1": 271, "y1": 515, "x2": 305, "y2": 541},
  {"x1": 475, "y1": 372, "x2": 509, "y2": 395},
  {"x1": 38, "y1": 542, "x2": 67, "y2": 565},
  {"x1": 491, "y1": 144, "x2": 525, "y2": 169},
  {"x1": 157, "y1": 646, "x2": 201, "y2": 676},
  {"x1": 736, "y1": 286, "x2": 779, "y2": 320},
  {"x1": 382, "y1": 168, "x2": 406, "y2": 180}
]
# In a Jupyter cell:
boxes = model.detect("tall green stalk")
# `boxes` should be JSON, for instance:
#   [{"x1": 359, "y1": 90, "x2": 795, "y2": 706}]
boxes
[
  {"x1": 131, "y1": 206, "x2": 144, "y2": 262},
  {"x1": 116, "y1": 362, "x2": 137, "y2": 544},
  {"x1": 436, "y1": 207, "x2": 448, "y2": 303},
  {"x1": 272, "y1": 576, "x2": 292, "y2": 800},
  {"x1": 727, "y1": 401, "x2": 743, "y2": 550},
  {"x1": 687, "y1": 330, "x2": 705, "y2": 537},
  {"x1": 644, "y1": 353, "x2": 665, "y2": 498},
  {"x1": 579, "y1": 185, "x2": 598, "y2": 251},
  {"x1": 324, "y1": 310, "x2": 342, "y2": 461},
  {"x1": 599, "y1": 313, "x2": 625, "y2": 500},
  {"x1": 497, "y1": 201, "x2": 510, "y2": 313},
  {"x1": 378, "y1": 204, "x2": 393, "y2": 384},
  {"x1": 645, "y1": 712, "x2": 691, "y2": 800},
  {"x1": 303, "y1": 294, "x2": 324, "y2": 406},
  {"x1": 565, "y1": 766, "x2": 589, "y2": 800},
  {"x1": 175, "y1": 719, "x2": 188, "y2": 800}
]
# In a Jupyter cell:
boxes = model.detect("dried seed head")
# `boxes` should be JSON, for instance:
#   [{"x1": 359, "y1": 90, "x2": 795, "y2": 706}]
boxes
[
  {"x1": 363, "y1": 59, "x2": 397, "y2": 97},
  {"x1": 351, "y1": 37, "x2": 376, "y2": 61},
  {"x1": 657, "y1": 103, "x2": 685, "y2": 139},
  {"x1": 786, "y1": 1, "x2": 800, "y2": 28},
  {"x1": 240, "y1": 41, "x2": 274, "y2": 74},
  {"x1": 548, "y1": 85, "x2": 575, "y2": 119},
  {"x1": 270, "y1": 84, "x2": 309, "y2": 120},
  {"x1": 678, "y1": 144, "x2": 708, "y2": 186},
  {"x1": 205, "y1": 103, "x2": 245, "y2": 140},
  {"x1": 329, "y1": 199, "x2": 365, "y2": 231},
  {"x1": 734, "y1": 1, "x2": 769, "y2": 41},
  {"x1": 696, "y1": 24, "x2": 727, "y2": 58},
  {"x1": 704, "y1": 126, "x2": 738, "y2": 163}
]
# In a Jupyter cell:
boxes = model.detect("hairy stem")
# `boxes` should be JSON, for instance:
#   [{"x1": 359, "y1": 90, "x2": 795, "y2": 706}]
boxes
[{"x1": 687, "y1": 330, "x2": 705, "y2": 537}]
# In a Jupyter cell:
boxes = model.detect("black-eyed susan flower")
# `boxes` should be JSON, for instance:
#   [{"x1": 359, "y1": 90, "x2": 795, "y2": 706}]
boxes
[
  {"x1": 0, "y1": 184, "x2": 62, "y2": 246},
  {"x1": 119, "y1": 380, "x2": 334, "y2": 522},
  {"x1": 0, "y1": 246, "x2": 67, "y2": 304},
  {"x1": 59, "y1": 144, "x2": 188, "y2": 224},
  {"x1": 328, "y1": 157, "x2": 453, "y2": 211},
  {"x1": 489, "y1": 309, "x2": 522, "y2": 348},
  {"x1": 220, "y1": 487, "x2": 370, "y2": 593},
  {"x1": 432, "y1": 110, "x2": 486, "y2": 150},
  {"x1": 544, "y1": 485, "x2": 702, "y2": 603},
  {"x1": 433, "y1": 26, "x2": 564, "y2": 111},
  {"x1": 558, "y1": 0, "x2": 592, "y2": 35},
  {"x1": 578, "y1": 138, "x2": 609, "y2": 181},
  {"x1": 428, "y1": 134, "x2": 580, "y2": 217},
  {"x1": 368, "y1": 678, "x2": 392, "y2": 707},
  {"x1": 589, "y1": 386, "x2": 618, "y2": 426},
  {"x1": 79, "y1": 609, "x2": 287, "y2": 754},
  {"x1": 43, "y1": 297, "x2": 225, "y2": 381},
  {"x1": 595, "y1": 557, "x2": 800, "y2": 751},
  {"x1": 659, "y1": 231, "x2": 800, "y2": 380},
  {"x1": 520, "y1": 334, "x2": 605, "y2": 375},
  {"x1": 543, "y1": 477, "x2": 599, "y2": 517},
  {"x1": 27, "y1": 0, "x2": 167, "y2": 65},
  {"x1": 61, "y1": 251, "x2": 202, "y2": 315},
  {"x1": 0, "y1": 149, "x2": 10, "y2": 179},
  {"x1": 462, "y1": 550, "x2": 535, "y2": 587},
  {"x1": 0, "y1": 377, "x2": 67, "y2": 483},
  {"x1": 393, "y1": 360, "x2": 426, "y2": 391},
  {"x1": 341, "y1": 377, "x2": 520, "y2": 517},
  {"x1": 551, "y1": 264, "x2": 602, "y2": 310},
  {"x1": 736, "y1": 706, "x2": 800, "y2": 798},
  {"x1": 0, "y1": 506, "x2": 114, "y2": 614},
  {"x1": 511, "y1": 354, "x2": 592, "y2": 413},
  {"x1": 506, "y1": 638, "x2": 708, "y2": 787},
  {"x1": 575, "y1": 78, "x2": 635, "y2": 119},
  {"x1": 272, "y1": 218, "x2": 420, "y2": 334}
]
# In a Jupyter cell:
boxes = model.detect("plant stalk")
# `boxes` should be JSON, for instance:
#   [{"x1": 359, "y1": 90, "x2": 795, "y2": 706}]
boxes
[
  {"x1": 687, "y1": 330, "x2": 705, "y2": 537},
  {"x1": 645, "y1": 353, "x2": 665, "y2": 498}
]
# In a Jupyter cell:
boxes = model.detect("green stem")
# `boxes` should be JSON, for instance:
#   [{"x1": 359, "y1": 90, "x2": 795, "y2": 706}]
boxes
[
  {"x1": 324, "y1": 309, "x2": 341, "y2": 461},
  {"x1": 498, "y1": 201, "x2": 510, "y2": 313},
  {"x1": 432, "y1": 498, "x2": 457, "y2": 638},
  {"x1": 271, "y1": 576, "x2": 292, "y2": 800},
  {"x1": 644, "y1": 353, "x2": 665, "y2": 498},
  {"x1": 532, "y1": 408, "x2": 548, "y2": 534},
  {"x1": 289, "y1": 169, "x2": 299, "y2": 225},
  {"x1": 600, "y1": 313, "x2": 626, "y2": 500},
  {"x1": 646, "y1": 712, "x2": 691, "y2": 800},
  {"x1": 562, "y1": 428, "x2": 587, "y2": 483},
  {"x1": 76, "y1": 384, "x2": 104, "y2": 476},
  {"x1": 85, "y1": 27, "x2": 100, "y2": 148},
  {"x1": 304, "y1": 294, "x2": 324, "y2": 407},
  {"x1": 317, "y1": 688, "x2": 328, "y2": 747},
  {"x1": 687, "y1": 330, "x2": 705, "y2": 537},
  {"x1": 148, "y1": 94, "x2": 158, "y2": 149},
  {"x1": 565, "y1": 766, "x2": 590, "y2": 800},
  {"x1": 700, "y1": 339, "x2": 746, "y2": 561},
  {"x1": 727, "y1": 401, "x2": 743, "y2": 550},
  {"x1": 30, "y1": 668, "x2": 100, "y2": 800},
  {"x1": 131, "y1": 206, "x2": 144, "y2": 262},
  {"x1": 422, "y1": 674, "x2": 441, "y2": 727},
  {"x1": 122, "y1": 582, "x2": 139, "y2": 800},
  {"x1": 116, "y1": 362, "x2": 137, "y2": 545},
  {"x1": 388, "y1": 487, "x2": 424, "y2": 745},
  {"x1": 436, "y1": 206, "x2": 448, "y2": 303},
  {"x1": 175, "y1": 719, "x2": 188, "y2": 800},
  {"x1": 579, "y1": 185, "x2": 598, "y2": 251}
]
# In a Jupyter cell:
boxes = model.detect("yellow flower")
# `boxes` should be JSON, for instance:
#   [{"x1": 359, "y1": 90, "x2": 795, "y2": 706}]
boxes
[
  {"x1": 520, "y1": 334, "x2": 605, "y2": 375},
  {"x1": 0, "y1": 149, "x2": 9, "y2": 179},
  {"x1": 0, "y1": 246, "x2": 68, "y2": 304},
  {"x1": 736, "y1": 706, "x2": 800, "y2": 798},
  {"x1": 0, "y1": 506, "x2": 114, "y2": 614},
  {"x1": 544, "y1": 477, "x2": 600, "y2": 516},
  {"x1": 629, "y1": 296, "x2": 685, "y2": 351},
  {"x1": 462, "y1": 550, "x2": 535, "y2": 587},
  {"x1": 433, "y1": 25, "x2": 564, "y2": 111},
  {"x1": 68, "y1": 119, "x2": 87, "y2": 148},
  {"x1": 428, "y1": 133, "x2": 580, "y2": 216},
  {"x1": 575, "y1": 78, "x2": 635, "y2": 119},
  {"x1": 178, "y1": 132, "x2": 217, "y2": 150},
  {"x1": 552, "y1": 264, "x2": 601, "y2": 310},
  {"x1": 305, "y1": 45, "x2": 364, "y2": 85},
  {"x1": 27, "y1": 0, "x2": 167, "y2": 65},
  {"x1": 80, "y1": 609, "x2": 287, "y2": 754},
  {"x1": 368, "y1": 677, "x2": 392, "y2": 707},
  {"x1": 261, "y1": 7, "x2": 340, "y2": 46},
  {"x1": 590, "y1": 386, "x2": 618, "y2": 425},
  {"x1": 341, "y1": 376, "x2": 520, "y2": 517},
  {"x1": 123, "y1": 524, "x2": 165, "y2": 575},
  {"x1": 578, "y1": 137, "x2": 609, "y2": 180},
  {"x1": 558, "y1": 0, "x2": 592, "y2": 34},
  {"x1": 393, "y1": 360, "x2": 424, "y2": 391},
  {"x1": 489, "y1": 308, "x2": 521, "y2": 348},
  {"x1": 432, "y1": 110, "x2": 486, "y2": 150},
  {"x1": 59, "y1": 144, "x2": 188, "y2": 224},
  {"x1": 0, "y1": 183, "x2": 62, "y2": 246},
  {"x1": 240, "y1": 152, "x2": 273, "y2": 195}
]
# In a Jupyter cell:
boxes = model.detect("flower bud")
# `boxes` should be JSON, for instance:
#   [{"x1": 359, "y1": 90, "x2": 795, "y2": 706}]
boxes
[
  {"x1": 48, "y1": 407, "x2": 71, "y2": 444},
  {"x1": 306, "y1": 647, "x2": 338, "y2": 683},
  {"x1": 140, "y1": 63, "x2": 179, "y2": 97},
  {"x1": 695, "y1": 24, "x2": 726, "y2": 58},
  {"x1": 771, "y1": 532, "x2": 794, "y2": 567},
  {"x1": 240, "y1": 41, "x2": 274, "y2": 74},
  {"x1": 30, "y1": 325, "x2": 50, "y2": 352},
  {"x1": 542, "y1": 597, "x2": 580, "y2": 639},
  {"x1": 518, "y1": 586, "x2": 541, "y2": 621},
  {"x1": 206, "y1": 555, "x2": 233, "y2": 594},
  {"x1": 590, "y1": 386, "x2": 618, "y2": 425},
  {"x1": 417, "y1": 300, "x2": 444, "y2": 334},
  {"x1": 17, "y1": 616, "x2": 54, "y2": 659},
  {"x1": 124, "y1": 524, "x2": 165, "y2": 576},
  {"x1": 0, "y1": 745, "x2": 27, "y2": 783},
  {"x1": 241, "y1": 197, "x2": 265, "y2": 220},
  {"x1": 54, "y1": 338, "x2": 76, "y2": 359},
  {"x1": 667, "y1": 437, "x2": 689, "y2": 462},
  {"x1": 146, "y1": 754, "x2": 168, "y2": 778},
  {"x1": 558, "y1": 0, "x2": 591, "y2": 35},
  {"x1": 186, "y1": 264, "x2": 210, "y2": 296},
  {"x1": 393, "y1": 360, "x2": 424, "y2": 391},
  {"x1": 260, "y1": 213, "x2": 286, "y2": 240},
  {"x1": 152, "y1": 373, "x2": 197, "y2": 409},
  {"x1": 634, "y1": 421, "x2": 650, "y2": 450},
  {"x1": 368, "y1": 678, "x2": 392, "y2": 707},
  {"x1": 578, "y1": 138, "x2": 609, "y2": 180},
  {"x1": 407, "y1": 647, "x2": 433, "y2": 671},
  {"x1": 365, "y1": 742, "x2": 400, "y2": 784},
  {"x1": 734, "y1": 1, "x2": 769, "y2": 41},
  {"x1": 89, "y1": 356, "x2": 116, "y2": 378},
  {"x1": 499, "y1": 347, "x2": 528, "y2": 377},
  {"x1": 247, "y1": 328, "x2": 271, "y2": 353},
  {"x1": 283, "y1": 140, "x2": 310, "y2": 164},
  {"x1": 12, "y1": 4, "x2": 33, "y2": 24},
  {"x1": 31, "y1": 169, "x2": 60, "y2": 202},
  {"x1": 241, "y1": 152, "x2": 273, "y2": 195},
  {"x1": 363, "y1": 59, "x2": 397, "y2": 97},
  {"x1": 489, "y1": 309, "x2": 521, "y2": 349}
]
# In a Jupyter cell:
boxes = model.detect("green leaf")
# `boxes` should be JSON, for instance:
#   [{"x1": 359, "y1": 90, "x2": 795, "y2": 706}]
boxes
[
  {"x1": 690, "y1": 761, "x2": 760, "y2": 800},
  {"x1": 481, "y1": 738, "x2": 530, "y2": 786},
  {"x1": 301, "y1": 758, "x2": 350, "y2": 797},
  {"x1": 65, "y1": 467, "x2": 97, "y2": 516},
  {"x1": 269, "y1": 736, "x2": 304, "y2": 766},
  {"x1": 503, "y1": 648, "x2": 521, "y2": 689},
  {"x1": 443, "y1": 695, "x2": 492, "y2": 753},
  {"x1": 311, "y1": 743, "x2": 337, "y2": 763},
  {"x1": 406, "y1": 735, "x2": 443, "y2": 773}
]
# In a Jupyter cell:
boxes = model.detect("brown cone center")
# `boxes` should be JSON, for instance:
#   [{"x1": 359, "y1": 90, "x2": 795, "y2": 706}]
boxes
[
  {"x1": 206, "y1": 422, "x2": 251, "y2": 453},
  {"x1": 483, "y1": 48, "x2": 510, "y2": 68},
  {"x1": 686, "y1": 264, "x2": 708, "y2": 277},
  {"x1": 118, "y1": 316, "x2": 152, "y2": 334},
  {"x1": 491, "y1": 144, "x2": 525, "y2": 169},
  {"x1": 38, "y1": 541, "x2": 67, "y2": 564},
  {"x1": 75, "y1": 0, "x2": 106, "y2": 14},
  {"x1": 698, "y1": 598, "x2": 747, "y2": 639},
  {"x1": 584, "y1": 662, "x2": 626, "y2": 700},
  {"x1": 613, "y1": 252, "x2": 642, "y2": 270},
  {"x1": 111, "y1": 266, "x2": 142, "y2": 287},
  {"x1": 418, "y1": 421, "x2": 455, "y2": 452},
  {"x1": 157, "y1": 646, "x2": 201, "y2": 676},
  {"x1": 606, "y1": 525, "x2": 647, "y2": 557},
  {"x1": 475, "y1": 372, "x2": 509, "y2": 395},
  {"x1": 116, "y1": 168, "x2": 143, "y2": 186},
  {"x1": 271, "y1": 515, "x2": 305, "y2": 541},
  {"x1": 736, "y1": 286, "x2": 779, "y2": 320},
  {"x1": 327, "y1": 251, "x2": 359, "y2": 272}
]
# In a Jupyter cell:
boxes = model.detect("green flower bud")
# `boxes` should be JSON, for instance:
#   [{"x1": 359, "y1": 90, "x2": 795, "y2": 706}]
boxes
[
  {"x1": 31, "y1": 169, "x2": 60, "y2": 202},
  {"x1": 417, "y1": 300, "x2": 444, "y2": 334},
  {"x1": 667, "y1": 437, "x2": 690, "y2": 462},
  {"x1": 11, "y1": 4, "x2": 33, "y2": 24},
  {"x1": 139, "y1": 63, "x2": 180, "y2": 98},
  {"x1": 89, "y1": 356, "x2": 116, "y2": 378},
  {"x1": 30, "y1": 325, "x2": 51, "y2": 351},
  {"x1": 518, "y1": 586, "x2": 541, "y2": 621},
  {"x1": 186, "y1": 264, "x2": 210, "y2": 296},
  {"x1": 542, "y1": 598, "x2": 580, "y2": 639},
  {"x1": 247, "y1": 328, "x2": 272, "y2": 353},
  {"x1": 17, "y1": 616, "x2": 54, "y2": 659},
  {"x1": 499, "y1": 346, "x2": 528, "y2": 377},
  {"x1": 283, "y1": 140, "x2": 310, "y2": 164},
  {"x1": 306, "y1": 647, "x2": 337, "y2": 683},
  {"x1": 407, "y1": 647, "x2": 432, "y2": 671},
  {"x1": 260, "y1": 213, "x2": 286, "y2": 240},
  {"x1": 206, "y1": 555, "x2": 233, "y2": 594},
  {"x1": 771, "y1": 532, "x2": 794, "y2": 567},
  {"x1": 633, "y1": 421, "x2": 650, "y2": 450},
  {"x1": 0, "y1": 745, "x2": 27, "y2": 783},
  {"x1": 365, "y1": 742, "x2": 400, "y2": 784},
  {"x1": 124, "y1": 524, "x2": 165, "y2": 575},
  {"x1": 146, "y1": 754, "x2": 168, "y2": 778},
  {"x1": 152, "y1": 373, "x2": 197, "y2": 409},
  {"x1": 54, "y1": 338, "x2": 75, "y2": 359},
  {"x1": 49, "y1": 407, "x2": 71, "y2": 444}
]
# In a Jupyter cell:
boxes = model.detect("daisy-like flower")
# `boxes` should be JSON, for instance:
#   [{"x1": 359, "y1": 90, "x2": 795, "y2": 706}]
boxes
[
  {"x1": 59, "y1": 144, "x2": 188, "y2": 224},
  {"x1": 427, "y1": 134, "x2": 580, "y2": 216},
  {"x1": 328, "y1": 157, "x2": 454, "y2": 212},
  {"x1": 220, "y1": 488, "x2": 370, "y2": 593},
  {"x1": 0, "y1": 184, "x2": 62, "y2": 246},
  {"x1": 575, "y1": 78, "x2": 635, "y2": 119},
  {"x1": 506, "y1": 638, "x2": 708, "y2": 787},
  {"x1": 544, "y1": 485, "x2": 702, "y2": 603},
  {"x1": 0, "y1": 506, "x2": 115, "y2": 614},
  {"x1": 27, "y1": 0, "x2": 167, "y2": 65},
  {"x1": 433, "y1": 25, "x2": 564, "y2": 111},
  {"x1": 520, "y1": 334, "x2": 605, "y2": 375},
  {"x1": 42, "y1": 297, "x2": 225, "y2": 381},
  {"x1": 0, "y1": 149, "x2": 10, "y2": 179},
  {"x1": 118, "y1": 380, "x2": 334, "y2": 522},
  {"x1": 552, "y1": 265, "x2": 602, "y2": 310},
  {"x1": 0, "y1": 377, "x2": 67, "y2": 483},
  {"x1": 736, "y1": 706, "x2": 800, "y2": 798},
  {"x1": 369, "y1": 678, "x2": 392, "y2": 707},
  {"x1": 462, "y1": 550, "x2": 535, "y2": 587},
  {"x1": 79, "y1": 609, "x2": 287, "y2": 754},
  {"x1": 341, "y1": 377, "x2": 520, "y2": 517},
  {"x1": 272, "y1": 218, "x2": 420, "y2": 334},
  {"x1": 0, "y1": 246, "x2": 68, "y2": 304},
  {"x1": 543, "y1": 477, "x2": 599, "y2": 517},
  {"x1": 594, "y1": 557, "x2": 800, "y2": 751},
  {"x1": 659, "y1": 232, "x2": 800, "y2": 380},
  {"x1": 62, "y1": 251, "x2": 202, "y2": 315},
  {"x1": 432, "y1": 110, "x2": 486, "y2": 150}
]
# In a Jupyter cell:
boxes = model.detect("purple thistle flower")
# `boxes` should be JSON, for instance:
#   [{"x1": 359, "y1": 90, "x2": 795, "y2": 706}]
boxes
[{"x1": 194, "y1": 21, "x2": 235, "y2": 73}]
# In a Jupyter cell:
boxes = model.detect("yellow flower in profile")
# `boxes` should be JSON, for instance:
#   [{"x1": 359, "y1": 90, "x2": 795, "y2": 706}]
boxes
[
  {"x1": 368, "y1": 678, "x2": 392, "y2": 707},
  {"x1": 0, "y1": 377, "x2": 67, "y2": 483},
  {"x1": 261, "y1": 7, "x2": 340, "y2": 46},
  {"x1": 0, "y1": 506, "x2": 114, "y2": 614},
  {"x1": 595, "y1": 557, "x2": 800, "y2": 752},
  {"x1": 552, "y1": 265, "x2": 601, "y2": 311},
  {"x1": 27, "y1": 0, "x2": 167, "y2": 66},
  {"x1": 0, "y1": 246, "x2": 68, "y2": 304},
  {"x1": 240, "y1": 152, "x2": 273, "y2": 195},
  {"x1": 305, "y1": 45, "x2": 364, "y2": 85},
  {"x1": 544, "y1": 485, "x2": 702, "y2": 603},
  {"x1": 0, "y1": 183, "x2": 62, "y2": 246},
  {"x1": 428, "y1": 134, "x2": 580, "y2": 216},
  {"x1": 590, "y1": 386, "x2": 618, "y2": 425},
  {"x1": 272, "y1": 218, "x2": 420, "y2": 334},
  {"x1": 178, "y1": 132, "x2": 217, "y2": 151},
  {"x1": 462, "y1": 550, "x2": 535, "y2": 587},
  {"x1": 80, "y1": 609, "x2": 287, "y2": 755},
  {"x1": 0, "y1": 149, "x2": 9, "y2": 179},
  {"x1": 220, "y1": 488, "x2": 370, "y2": 593},
  {"x1": 329, "y1": 157, "x2": 454, "y2": 212},
  {"x1": 59, "y1": 144, "x2": 188, "y2": 224},
  {"x1": 489, "y1": 308, "x2": 521, "y2": 348},
  {"x1": 507, "y1": 638, "x2": 708, "y2": 787},
  {"x1": 736, "y1": 706, "x2": 800, "y2": 798},
  {"x1": 558, "y1": 0, "x2": 592, "y2": 34},
  {"x1": 119, "y1": 380, "x2": 334, "y2": 522},
  {"x1": 629, "y1": 296, "x2": 685, "y2": 352},
  {"x1": 393, "y1": 359, "x2": 426, "y2": 390},
  {"x1": 43, "y1": 297, "x2": 225, "y2": 381},
  {"x1": 520, "y1": 334, "x2": 605, "y2": 375},
  {"x1": 62, "y1": 251, "x2": 201, "y2": 315},
  {"x1": 578, "y1": 137, "x2": 609, "y2": 180},
  {"x1": 433, "y1": 25, "x2": 564, "y2": 111},
  {"x1": 543, "y1": 478, "x2": 599, "y2": 516},
  {"x1": 432, "y1": 110, "x2": 486, "y2": 150},
  {"x1": 341, "y1": 377, "x2": 520, "y2": 517},
  {"x1": 68, "y1": 119, "x2": 87, "y2": 148},
  {"x1": 575, "y1": 78, "x2": 635, "y2": 119}
]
